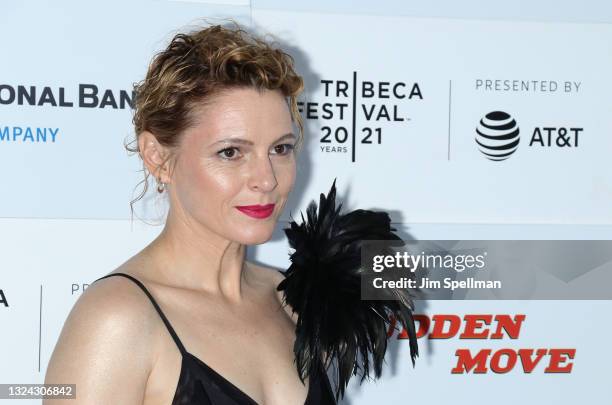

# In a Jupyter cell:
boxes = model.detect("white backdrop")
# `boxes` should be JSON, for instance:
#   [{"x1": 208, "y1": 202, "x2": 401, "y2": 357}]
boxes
[{"x1": 1, "y1": 1, "x2": 611, "y2": 404}]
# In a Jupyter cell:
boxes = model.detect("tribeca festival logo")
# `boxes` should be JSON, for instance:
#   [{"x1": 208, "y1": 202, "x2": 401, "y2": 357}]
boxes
[
  {"x1": 297, "y1": 72, "x2": 423, "y2": 162},
  {"x1": 475, "y1": 110, "x2": 584, "y2": 161},
  {"x1": 0, "y1": 83, "x2": 134, "y2": 144},
  {"x1": 475, "y1": 111, "x2": 520, "y2": 161}
]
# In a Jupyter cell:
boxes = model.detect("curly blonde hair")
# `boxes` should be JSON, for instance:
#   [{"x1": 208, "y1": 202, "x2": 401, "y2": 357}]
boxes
[{"x1": 126, "y1": 20, "x2": 305, "y2": 217}]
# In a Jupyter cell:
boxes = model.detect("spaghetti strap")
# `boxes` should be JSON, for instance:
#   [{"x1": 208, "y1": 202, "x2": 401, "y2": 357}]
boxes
[{"x1": 93, "y1": 272, "x2": 187, "y2": 356}]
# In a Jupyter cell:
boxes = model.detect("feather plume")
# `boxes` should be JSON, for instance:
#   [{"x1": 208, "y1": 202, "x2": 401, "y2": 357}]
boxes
[{"x1": 276, "y1": 178, "x2": 419, "y2": 401}]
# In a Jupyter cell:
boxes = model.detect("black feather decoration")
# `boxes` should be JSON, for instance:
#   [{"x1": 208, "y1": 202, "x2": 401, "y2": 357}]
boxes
[{"x1": 276, "y1": 178, "x2": 419, "y2": 401}]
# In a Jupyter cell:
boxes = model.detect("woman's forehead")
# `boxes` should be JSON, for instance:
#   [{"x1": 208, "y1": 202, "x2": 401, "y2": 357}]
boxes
[{"x1": 185, "y1": 89, "x2": 292, "y2": 145}]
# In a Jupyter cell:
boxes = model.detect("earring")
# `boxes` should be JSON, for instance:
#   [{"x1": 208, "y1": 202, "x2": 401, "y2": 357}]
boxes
[{"x1": 156, "y1": 177, "x2": 166, "y2": 193}]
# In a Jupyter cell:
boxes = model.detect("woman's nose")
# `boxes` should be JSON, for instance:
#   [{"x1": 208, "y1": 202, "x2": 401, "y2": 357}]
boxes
[{"x1": 248, "y1": 155, "x2": 278, "y2": 192}]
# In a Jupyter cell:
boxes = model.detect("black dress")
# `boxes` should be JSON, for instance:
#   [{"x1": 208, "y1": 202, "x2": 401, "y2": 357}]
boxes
[{"x1": 93, "y1": 272, "x2": 337, "y2": 405}]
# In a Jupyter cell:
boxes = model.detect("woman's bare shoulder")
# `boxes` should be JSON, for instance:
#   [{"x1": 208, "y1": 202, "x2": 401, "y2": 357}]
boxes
[
  {"x1": 246, "y1": 261, "x2": 286, "y2": 289},
  {"x1": 44, "y1": 268, "x2": 161, "y2": 404},
  {"x1": 247, "y1": 262, "x2": 298, "y2": 325}
]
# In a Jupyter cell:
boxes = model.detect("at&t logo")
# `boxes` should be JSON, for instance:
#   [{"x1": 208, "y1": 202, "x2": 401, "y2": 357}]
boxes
[
  {"x1": 475, "y1": 111, "x2": 520, "y2": 161},
  {"x1": 475, "y1": 111, "x2": 583, "y2": 161}
]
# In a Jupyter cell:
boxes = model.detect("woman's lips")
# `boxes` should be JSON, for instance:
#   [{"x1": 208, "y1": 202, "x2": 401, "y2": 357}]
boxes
[{"x1": 235, "y1": 203, "x2": 275, "y2": 219}]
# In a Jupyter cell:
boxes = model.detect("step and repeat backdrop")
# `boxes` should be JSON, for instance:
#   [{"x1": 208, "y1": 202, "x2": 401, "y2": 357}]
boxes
[{"x1": 1, "y1": 0, "x2": 611, "y2": 404}]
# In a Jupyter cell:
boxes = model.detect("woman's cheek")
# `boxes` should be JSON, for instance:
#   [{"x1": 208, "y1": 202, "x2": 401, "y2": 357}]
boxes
[{"x1": 279, "y1": 158, "x2": 297, "y2": 190}]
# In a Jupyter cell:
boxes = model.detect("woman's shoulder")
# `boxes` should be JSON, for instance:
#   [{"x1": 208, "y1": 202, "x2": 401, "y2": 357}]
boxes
[
  {"x1": 64, "y1": 265, "x2": 162, "y2": 354},
  {"x1": 85, "y1": 263, "x2": 158, "y2": 315},
  {"x1": 246, "y1": 261, "x2": 286, "y2": 290},
  {"x1": 44, "y1": 266, "x2": 160, "y2": 403},
  {"x1": 94, "y1": 275, "x2": 156, "y2": 310},
  {"x1": 246, "y1": 261, "x2": 298, "y2": 325}
]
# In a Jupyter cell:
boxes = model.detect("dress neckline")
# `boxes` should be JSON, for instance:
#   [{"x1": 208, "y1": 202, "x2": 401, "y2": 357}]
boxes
[
  {"x1": 183, "y1": 350, "x2": 313, "y2": 405},
  {"x1": 94, "y1": 271, "x2": 317, "y2": 404}
]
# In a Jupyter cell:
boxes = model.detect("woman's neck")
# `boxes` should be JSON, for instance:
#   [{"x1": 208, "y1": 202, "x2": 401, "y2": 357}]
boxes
[{"x1": 143, "y1": 210, "x2": 250, "y2": 304}]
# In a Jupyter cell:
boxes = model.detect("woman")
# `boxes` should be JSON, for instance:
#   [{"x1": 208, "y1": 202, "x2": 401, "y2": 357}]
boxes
[{"x1": 44, "y1": 22, "x2": 336, "y2": 404}]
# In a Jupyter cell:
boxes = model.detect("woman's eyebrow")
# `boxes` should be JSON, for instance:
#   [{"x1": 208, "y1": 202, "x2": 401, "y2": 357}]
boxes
[{"x1": 210, "y1": 132, "x2": 296, "y2": 146}]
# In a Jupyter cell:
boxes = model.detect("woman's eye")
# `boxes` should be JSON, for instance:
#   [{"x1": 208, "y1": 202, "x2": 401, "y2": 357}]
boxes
[
  {"x1": 217, "y1": 144, "x2": 294, "y2": 160},
  {"x1": 217, "y1": 147, "x2": 241, "y2": 160},
  {"x1": 273, "y1": 143, "x2": 295, "y2": 155}
]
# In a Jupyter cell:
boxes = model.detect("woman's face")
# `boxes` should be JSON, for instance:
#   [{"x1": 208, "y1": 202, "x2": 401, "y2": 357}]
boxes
[{"x1": 167, "y1": 87, "x2": 297, "y2": 245}]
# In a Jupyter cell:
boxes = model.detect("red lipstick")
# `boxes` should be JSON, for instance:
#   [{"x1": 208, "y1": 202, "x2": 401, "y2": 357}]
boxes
[{"x1": 235, "y1": 203, "x2": 275, "y2": 219}]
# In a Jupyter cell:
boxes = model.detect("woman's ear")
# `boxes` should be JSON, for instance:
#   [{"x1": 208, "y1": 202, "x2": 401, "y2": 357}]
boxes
[{"x1": 138, "y1": 131, "x2": 172, "y2": 183}]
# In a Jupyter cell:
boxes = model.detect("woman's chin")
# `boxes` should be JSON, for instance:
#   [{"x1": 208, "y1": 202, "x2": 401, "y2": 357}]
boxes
[
  {"x1": 227, "y1": 213, "x2": 280, "y2": 245},
  {"x1": 234, "y1": 228, "x2": 275, "y2": 245},
  {"x1": 240, "y1": 235, "x2": 272, "y2": 246}
]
